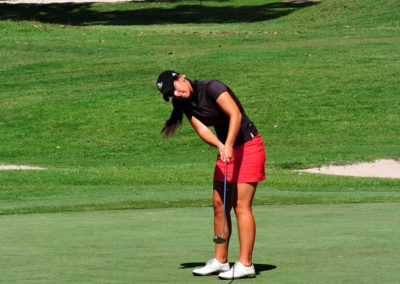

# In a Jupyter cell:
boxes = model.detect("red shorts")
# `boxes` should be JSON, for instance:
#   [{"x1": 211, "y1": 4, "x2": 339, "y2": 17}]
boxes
[{"x1": 214, "y1": 134, "x2": 266, "y2": 183}]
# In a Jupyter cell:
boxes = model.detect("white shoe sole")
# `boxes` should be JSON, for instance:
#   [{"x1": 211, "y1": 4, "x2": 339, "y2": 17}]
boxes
[
  {"x1": 192, "y1": 271, "x2": 220, "y2": 276},
  {"x1": 193, "y1": 267, "x2": 230, "y2": 276},
  {"x1": 219, "y1": 273, "x2": 256, "y2": 280}
]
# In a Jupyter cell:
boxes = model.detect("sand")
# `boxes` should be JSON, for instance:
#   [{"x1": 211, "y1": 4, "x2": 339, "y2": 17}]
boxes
[
  {"x1": 297, "y1": 159, "x2": 400, "y2": 179},
  {"x1": 1, "y1": 159, "x2": 399, "y2": 178},
  {"x1": 0, "y1": 165, "x2": 47, "y2": 170}
]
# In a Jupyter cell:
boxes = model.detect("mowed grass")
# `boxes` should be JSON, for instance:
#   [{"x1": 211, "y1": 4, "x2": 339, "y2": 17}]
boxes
[
  {"x1": 1, "y1": 171, "x2": 400, "y2": 215},
  {"x1": 0, "y1": 1, "x2": 399, "y2": 282},
  {"x1": 0, "y1": 203, "x2": 399, "y2": 283}
]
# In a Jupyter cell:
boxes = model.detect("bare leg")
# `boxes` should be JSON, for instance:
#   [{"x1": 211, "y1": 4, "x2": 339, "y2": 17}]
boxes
[
  {"x1": 233, "y1": 182, "x2": 257, "y2": 266},
  {"x1": 213, "y1": 180, "x2": 232, "y2": 263}
]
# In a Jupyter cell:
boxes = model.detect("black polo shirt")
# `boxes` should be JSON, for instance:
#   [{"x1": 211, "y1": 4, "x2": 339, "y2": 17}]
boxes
[{"x1": 183, "y1": 79, "x2": 258, "y2": 147}]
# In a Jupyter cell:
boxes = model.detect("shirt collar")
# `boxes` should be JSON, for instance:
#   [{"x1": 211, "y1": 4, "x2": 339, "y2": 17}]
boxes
[{"x1": 189, "y1": 79, "x2": 199, "y2": 103}]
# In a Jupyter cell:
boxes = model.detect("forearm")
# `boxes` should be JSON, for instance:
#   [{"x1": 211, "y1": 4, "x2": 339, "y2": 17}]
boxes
[
  {"x1": 197, "y1": 126, "x2": 224, "y2": 150},
  {"x1": 214, "y1": 91, "x2": 243, "y2": 163},
  {"x1": 224, "y1": 112, "x2": 242, "y2": 148},
  {"x1": 191, "y1": 116, "x2": 224, "y2": 150}
]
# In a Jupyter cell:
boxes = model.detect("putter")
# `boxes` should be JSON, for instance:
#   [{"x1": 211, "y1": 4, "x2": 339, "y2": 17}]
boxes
[{"x1": 213, "y1": 161, "x2": 227, "y2": 244}]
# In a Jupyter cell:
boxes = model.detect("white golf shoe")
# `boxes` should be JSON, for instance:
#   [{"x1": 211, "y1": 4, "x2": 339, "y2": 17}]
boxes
[
  {"x1": 192, "y1": 258, "x2": 230, "y2": 276},
  {"x1": 218, "y1": 261, "x2": 256, "y2": 280}
]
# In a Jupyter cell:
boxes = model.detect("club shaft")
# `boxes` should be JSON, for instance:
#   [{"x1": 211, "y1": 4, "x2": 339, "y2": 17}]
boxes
[{"x1": 222, "y1": 162, "x2": 227, "y2": 238}]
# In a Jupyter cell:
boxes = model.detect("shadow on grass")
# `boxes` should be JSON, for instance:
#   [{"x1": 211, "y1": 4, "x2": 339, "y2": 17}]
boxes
[
  {"x1": 180, "y1": 262, "x2": 277, "y2": 275},
  {"x1": 0, "y1": 1, "x2": 319, "y2": 25}
]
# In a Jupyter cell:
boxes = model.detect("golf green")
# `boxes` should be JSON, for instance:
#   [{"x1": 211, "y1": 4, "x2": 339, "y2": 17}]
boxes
[{"x1": 1, "y1": 203, "x2": 398, "y2": 283}]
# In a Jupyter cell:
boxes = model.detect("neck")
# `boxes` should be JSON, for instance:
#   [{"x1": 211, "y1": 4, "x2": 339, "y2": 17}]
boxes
[{"x1": 187, "y1": 79, "x2": 195, "y2": 96}]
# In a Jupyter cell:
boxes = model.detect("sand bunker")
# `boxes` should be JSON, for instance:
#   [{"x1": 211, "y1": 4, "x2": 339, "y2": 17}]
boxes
[
  {"x1": 297, "y1": 159, "x2": 400, "y2": 179},
  {"x1": 0, "y1": 165, "x2": 47, "y2": 170}
]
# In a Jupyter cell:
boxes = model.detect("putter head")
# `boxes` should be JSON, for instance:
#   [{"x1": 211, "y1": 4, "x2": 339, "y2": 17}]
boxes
[{"x1": 213, "y1": 236, "x2": 226, "y2": 244}]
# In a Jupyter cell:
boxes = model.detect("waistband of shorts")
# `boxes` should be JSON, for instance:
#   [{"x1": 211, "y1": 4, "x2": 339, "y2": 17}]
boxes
[{"x1": 235, "y1": 133, "x2": 262, "y2": 148}]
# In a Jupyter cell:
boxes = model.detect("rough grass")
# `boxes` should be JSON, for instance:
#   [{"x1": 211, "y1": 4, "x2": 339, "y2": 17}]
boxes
[{"x1": 0, "y1": 0, "x2": 399, "y2": 210}]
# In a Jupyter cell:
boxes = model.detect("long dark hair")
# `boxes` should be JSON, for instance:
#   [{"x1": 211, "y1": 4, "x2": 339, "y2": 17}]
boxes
[{"x1": 161, "y1": 99, "x2": 186, "y2": 139}]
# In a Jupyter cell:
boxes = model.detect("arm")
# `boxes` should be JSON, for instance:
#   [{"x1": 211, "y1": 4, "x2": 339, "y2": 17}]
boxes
[
  {"x1": 190, "y1": 115, "x2": 224, "y2": 152},
  {"x1": 215, "y1": 91, "x2": 242, "y2": 163},
  {"x1": 190, "y1": 91, "x2": 242, "y2": 163}
]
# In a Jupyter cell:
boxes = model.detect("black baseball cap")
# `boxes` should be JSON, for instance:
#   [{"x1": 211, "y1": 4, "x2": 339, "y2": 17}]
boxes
[{"x1": 156, "y1": 70, "x2": 180, "y2": 101}]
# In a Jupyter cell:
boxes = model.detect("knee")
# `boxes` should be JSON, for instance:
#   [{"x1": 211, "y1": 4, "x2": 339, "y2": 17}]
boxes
[
  {"x1": 213, "y1": 199, "x2": 224, "y2": 217},
  {"x1": 234, "y1": 201, "x2": 252, "y2": 217}
]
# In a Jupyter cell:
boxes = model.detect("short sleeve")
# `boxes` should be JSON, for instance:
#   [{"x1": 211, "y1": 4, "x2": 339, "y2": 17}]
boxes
[{"x1": 206, "y1": 80, "x2": 228, "y2": 101}]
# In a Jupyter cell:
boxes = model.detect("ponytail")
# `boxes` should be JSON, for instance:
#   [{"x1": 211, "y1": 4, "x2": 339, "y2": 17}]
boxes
[{"x1": 161, "y1": 99, "x2": 185, "y2": 139}]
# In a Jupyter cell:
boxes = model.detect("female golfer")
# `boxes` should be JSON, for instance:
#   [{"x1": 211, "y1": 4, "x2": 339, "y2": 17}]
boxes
[{"x1": 156, "y1": 71, "x2": 265, "y2": 280}]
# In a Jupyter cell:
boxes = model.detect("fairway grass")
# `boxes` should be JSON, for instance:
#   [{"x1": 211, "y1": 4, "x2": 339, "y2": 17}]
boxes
[
  {"x1": 0, "y1": 203, "x2": 398, "y2": 283},
  {"x1": 1, "y1": 170, "x2": 399, "y2": 215}
]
